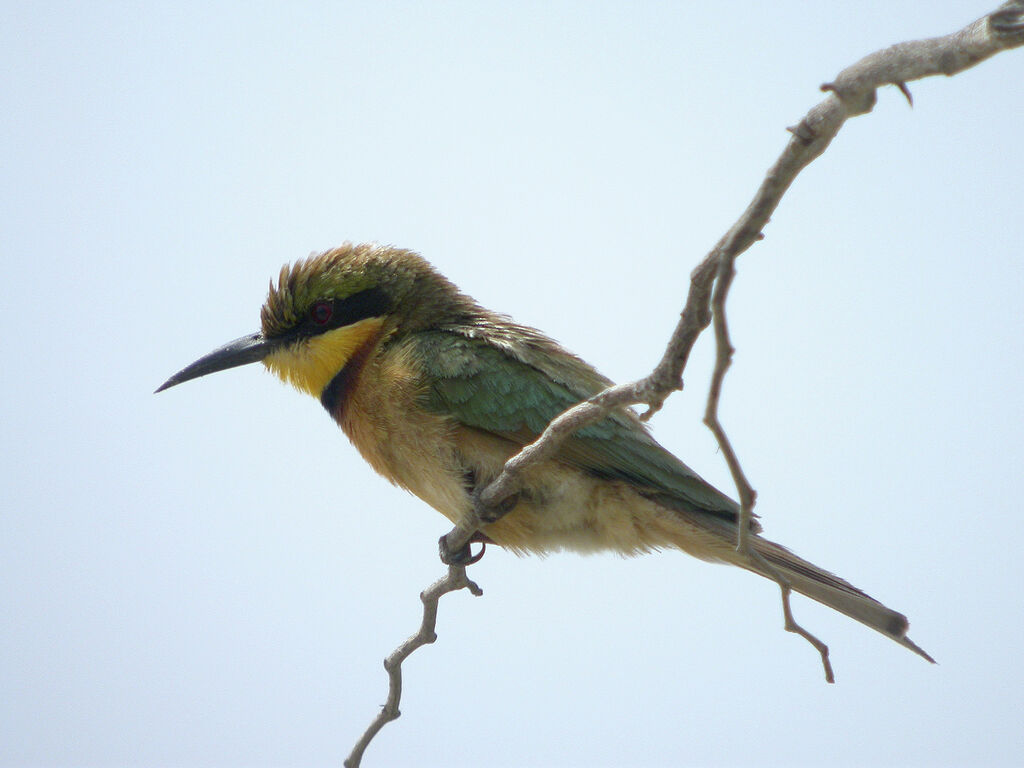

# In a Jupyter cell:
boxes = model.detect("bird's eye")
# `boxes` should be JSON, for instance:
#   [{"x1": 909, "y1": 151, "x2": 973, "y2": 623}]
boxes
[{"x1": 310, "y1": 301, "x2": 333, "y2": 325}]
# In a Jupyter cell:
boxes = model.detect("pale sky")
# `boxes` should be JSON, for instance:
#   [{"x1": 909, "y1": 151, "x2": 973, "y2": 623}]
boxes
[{"x1": 2, "y1": 2, "x2": 1023, "y2": 767}]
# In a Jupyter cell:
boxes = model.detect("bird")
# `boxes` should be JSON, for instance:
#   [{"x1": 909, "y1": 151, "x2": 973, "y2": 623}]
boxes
[{"x1": 157, "y1": 242, "x2": 932, "y2": 663}]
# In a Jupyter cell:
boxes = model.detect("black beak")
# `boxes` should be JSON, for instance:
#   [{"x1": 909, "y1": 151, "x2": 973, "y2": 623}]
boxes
[{"x1": 155, "y1": 332, "x2": 278, "y2": 393}]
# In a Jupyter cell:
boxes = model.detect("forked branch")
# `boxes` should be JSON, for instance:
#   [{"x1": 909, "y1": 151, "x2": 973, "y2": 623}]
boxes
[{"x1": 347, "y1": 4, "x2": 1023, "y2": 763}]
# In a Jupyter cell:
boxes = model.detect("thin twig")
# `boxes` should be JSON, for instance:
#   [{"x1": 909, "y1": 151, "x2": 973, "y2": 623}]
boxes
[
  {"x1": 701, "y1": 239, "x2": 835, "y2": 680},
  {"x1": 344, "y1": 566, "x2": 482, "y2": 768},
  {"x1": 703, "y1": 242, "x2": 758, "y2": 552}
]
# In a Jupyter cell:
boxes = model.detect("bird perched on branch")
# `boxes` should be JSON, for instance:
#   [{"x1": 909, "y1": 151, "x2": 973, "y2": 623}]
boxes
[{"x1": 157, "y1": 242, "x2": 932, "y2": 662}]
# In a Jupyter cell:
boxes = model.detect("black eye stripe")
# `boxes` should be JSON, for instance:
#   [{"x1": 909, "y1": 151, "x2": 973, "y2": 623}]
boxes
[{"x1": 288, "y1": 287, "x2": 390, "y2": 341}]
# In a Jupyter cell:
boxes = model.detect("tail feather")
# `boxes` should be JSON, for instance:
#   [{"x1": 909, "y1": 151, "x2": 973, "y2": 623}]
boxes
[
  {"x1": 646, "y1": 499, "x2": 932, "y2": 662},
  {"x1": 747, "y1": 536, "x2": 935, "y2": 663}
]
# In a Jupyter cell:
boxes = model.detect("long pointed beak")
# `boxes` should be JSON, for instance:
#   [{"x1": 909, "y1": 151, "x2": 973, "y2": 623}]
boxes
[{"x1": 155, "y1": 332, "x2": 277, "y2": 393}]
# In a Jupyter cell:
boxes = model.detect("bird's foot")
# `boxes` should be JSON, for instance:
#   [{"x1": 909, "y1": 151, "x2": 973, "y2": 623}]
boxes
[{"x1": 438, "y1": 530, "x2": 490, "y2": 566}]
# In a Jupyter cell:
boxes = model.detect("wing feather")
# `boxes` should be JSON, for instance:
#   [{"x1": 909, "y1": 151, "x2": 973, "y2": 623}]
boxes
[{"x1": 410, "y1": 328, "x2": 740, "y2": 519}]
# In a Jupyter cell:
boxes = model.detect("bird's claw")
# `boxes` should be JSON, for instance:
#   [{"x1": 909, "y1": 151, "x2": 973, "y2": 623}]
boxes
[{"x1": 438, "y1": 532, "x2": 487, "y2": 566}]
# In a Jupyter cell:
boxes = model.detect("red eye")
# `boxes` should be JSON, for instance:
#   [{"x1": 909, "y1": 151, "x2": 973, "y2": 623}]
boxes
[{"x1": 311, "y1": 301, "x2": 333, "y2": 325}]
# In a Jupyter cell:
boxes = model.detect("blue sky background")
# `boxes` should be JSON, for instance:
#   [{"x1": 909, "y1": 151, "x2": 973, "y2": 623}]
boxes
[{"x1": 3, "y1": 2, "x2": 1022, "y2": 766}]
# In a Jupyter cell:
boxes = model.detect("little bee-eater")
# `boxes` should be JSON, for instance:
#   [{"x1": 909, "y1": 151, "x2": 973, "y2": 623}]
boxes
[{"x1": 158, "y1": 243, "x2": 932, "y2": 661}]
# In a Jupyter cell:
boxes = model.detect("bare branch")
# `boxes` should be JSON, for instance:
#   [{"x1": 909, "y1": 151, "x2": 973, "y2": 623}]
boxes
[
  {"x1": 821, "y1": 2, "x2": 1024, "y2": 114},
  {"x1": 344, "y1": 566, "x2": 482, "y2": 768},
  {"x1": 466, "y1": 0, "x2": 1023, "y2": 519},
  {"x1": 453, "y1": 1, "x2": 1024, "y2": 673},
  {"x1": 346, "y1": 4, "x2": 1022, "y2": 760}
]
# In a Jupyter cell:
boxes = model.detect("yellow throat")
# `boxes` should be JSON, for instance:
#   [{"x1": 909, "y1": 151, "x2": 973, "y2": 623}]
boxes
[{"x1": 262, "y1": 316, "x2": 385, "y2": 398}]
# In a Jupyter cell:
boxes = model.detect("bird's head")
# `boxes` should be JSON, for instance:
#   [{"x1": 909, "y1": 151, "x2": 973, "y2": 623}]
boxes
[{"x1": 156, "y1": 243, "x2": 475, "y2": 398}]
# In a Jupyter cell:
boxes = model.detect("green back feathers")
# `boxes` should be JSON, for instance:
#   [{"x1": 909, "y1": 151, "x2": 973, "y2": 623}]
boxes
[{"x1": 413, "y1": 326, "x2": 741, "y2": 519}]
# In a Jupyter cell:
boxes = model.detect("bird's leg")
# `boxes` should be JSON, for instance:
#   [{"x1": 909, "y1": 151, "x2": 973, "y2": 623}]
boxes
[
  {"x1": 460, "y1": 466, "x2": 521, "y2": 525},
  {"x1": 473, "y1": 487, "x2": 521, "y2": 524}
]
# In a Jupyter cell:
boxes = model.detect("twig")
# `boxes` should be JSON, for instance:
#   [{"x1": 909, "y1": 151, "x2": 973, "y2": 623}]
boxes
[
  {"x1": 344, "y1": 566, "x2": 482, "y2": 768},
  {"x1": 703, "y1": 242, "x2": 758, "y2": 552},
  {"x1": 703, "y1": 234, "x2": 838, "y2": 681}
]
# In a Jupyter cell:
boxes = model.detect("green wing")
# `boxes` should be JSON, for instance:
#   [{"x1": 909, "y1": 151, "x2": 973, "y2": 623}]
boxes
[{"x1": 412, "y1": 329, "x2": 739, "y2": 519}]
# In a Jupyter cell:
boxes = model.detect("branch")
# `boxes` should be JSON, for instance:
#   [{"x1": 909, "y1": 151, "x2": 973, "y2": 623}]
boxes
[
  {"x1": 344, "y1": 566, "x2": 482, "y2": 768},
  {"x1": 478, "y1": 1, "x2": 1022, "y2": 506},
  {"x1": 454, "y1": 0, "x2": 1024, "y2": 665},
  {"x1": 821, "y1": 2, "x2": 1024, "y2": 113},
  {"x1": 346, "y1": 4, "x2": 1023, "y2": 761},
  {"x1": 467, "y1": 5, "x2": 1019, "y2": 519}
]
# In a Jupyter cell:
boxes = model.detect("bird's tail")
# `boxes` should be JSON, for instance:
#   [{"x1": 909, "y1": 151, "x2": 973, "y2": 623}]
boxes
[{"x1": 736, "y1": 534, "x2": 934, "y2": 662}]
